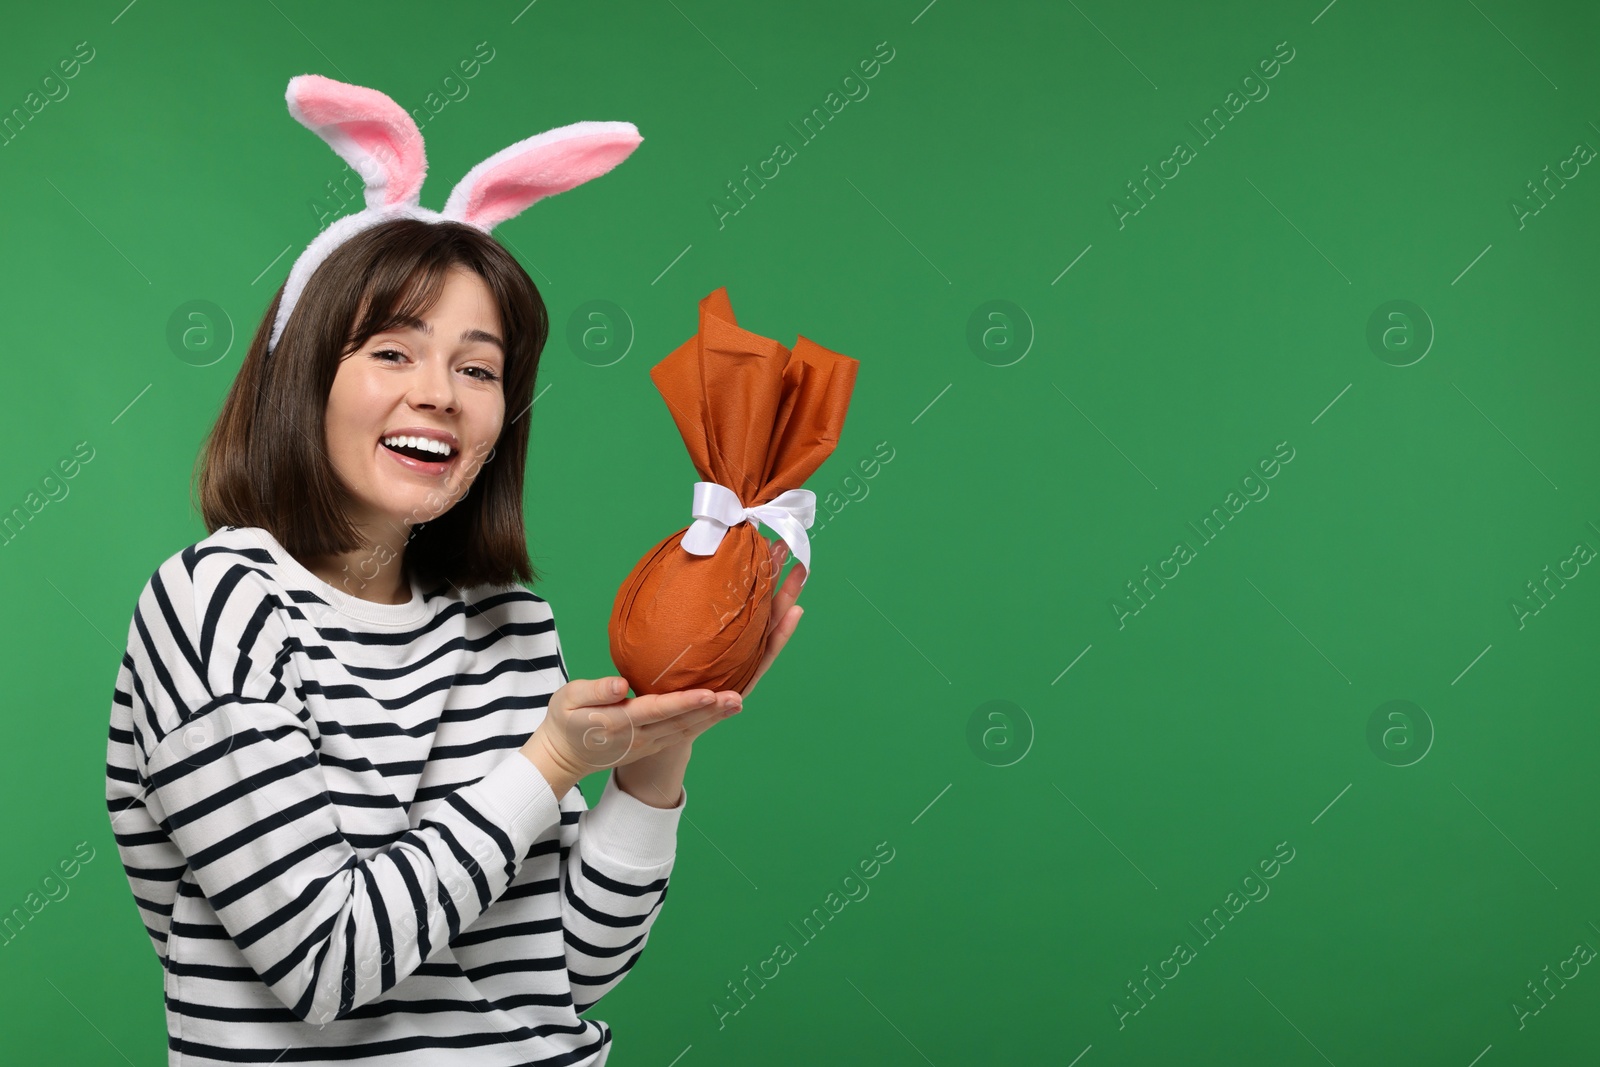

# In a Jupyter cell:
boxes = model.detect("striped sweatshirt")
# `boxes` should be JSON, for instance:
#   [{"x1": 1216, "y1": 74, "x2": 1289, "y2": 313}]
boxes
[{"x1": 104, "y1": 525, "x2": 685, "y2": 1065}]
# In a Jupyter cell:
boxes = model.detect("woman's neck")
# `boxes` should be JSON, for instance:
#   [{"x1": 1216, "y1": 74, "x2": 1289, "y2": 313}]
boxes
[{"x1": 303, "y1": 541, "x2": 412, "y2": 605}]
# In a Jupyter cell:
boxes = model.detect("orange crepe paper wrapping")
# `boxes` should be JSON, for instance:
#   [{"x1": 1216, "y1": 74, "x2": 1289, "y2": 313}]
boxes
[{"x1": 607, "y1": 287, "x2": 859, "y2": 696}]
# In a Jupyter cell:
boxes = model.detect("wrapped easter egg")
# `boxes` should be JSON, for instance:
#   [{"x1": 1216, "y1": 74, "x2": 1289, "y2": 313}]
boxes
[{"x1": 607, "y1": 286, "x2": 858, "y2": 695}]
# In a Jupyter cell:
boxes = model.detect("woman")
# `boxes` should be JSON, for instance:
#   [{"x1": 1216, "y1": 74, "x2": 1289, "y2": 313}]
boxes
[{"x1": 104, "y1": 217, "x2": 806, "y2": 1065}]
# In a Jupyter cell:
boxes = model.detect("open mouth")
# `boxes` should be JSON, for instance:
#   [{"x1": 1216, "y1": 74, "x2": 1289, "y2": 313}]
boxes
[{"x1": 380, "y1": 437, "x2": 457, "y2": 471}]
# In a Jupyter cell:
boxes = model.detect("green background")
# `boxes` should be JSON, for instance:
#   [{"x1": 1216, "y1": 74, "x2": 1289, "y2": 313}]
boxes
[{"x1": 3, "y1": 0, "x2": 1597, "y2": 1062}]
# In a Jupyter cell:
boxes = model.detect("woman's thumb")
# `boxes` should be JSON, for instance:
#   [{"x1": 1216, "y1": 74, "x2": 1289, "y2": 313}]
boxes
[{"x1": 559, "y1": 676, "x2": 628, "y2": 712}]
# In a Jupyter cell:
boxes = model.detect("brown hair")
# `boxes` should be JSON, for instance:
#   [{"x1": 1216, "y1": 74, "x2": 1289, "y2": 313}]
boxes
[{"x1": 195, "y1": 217, "x2": 548, "y2": 593}]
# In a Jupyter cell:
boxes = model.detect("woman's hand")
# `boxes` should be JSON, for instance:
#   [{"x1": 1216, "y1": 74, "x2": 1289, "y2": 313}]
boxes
[
  {"x1": 520, "y1": 676, "x2": 743, "y2": 798},
  {"x1": 739, "y1": 537, "x2": 807, "y2": 700},
  {"x1": 526, "y1": 537, "x2": 809, "y2": 807},
  {"x1": 605, "y1": 537, "x2": 808, "y2": 807}
]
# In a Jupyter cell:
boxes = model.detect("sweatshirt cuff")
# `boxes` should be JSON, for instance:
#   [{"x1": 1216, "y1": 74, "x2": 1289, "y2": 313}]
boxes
[
  {"x1": 579, "y1": 770, "x2": 686, "y2": 869},
  {"x1": 472, "y1": 752, "x2": 562, "y2": 858}
]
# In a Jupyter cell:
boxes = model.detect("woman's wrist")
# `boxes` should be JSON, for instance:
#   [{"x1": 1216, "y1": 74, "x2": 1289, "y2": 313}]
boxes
[
  {"x1": 519, "y1": 729, "x2": 583, "y2": 797},
  {"x1": 613, "y1": 741, "x2": 692, "y2": 809}
]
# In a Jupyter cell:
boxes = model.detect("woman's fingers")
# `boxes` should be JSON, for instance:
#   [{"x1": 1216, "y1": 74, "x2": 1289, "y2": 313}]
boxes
[
  {"x1": 742, "y1": 603, "x2": 803, "y2": 699},
  {"x1": 543, "y1": 678, "x2": 743, "y2": 770},
  {"x1": 615, "y1": 686, "x2": 740, "y2": 735},
  {"x1": 738, "y1": 544, "x2": 807, "y2": 698},
  {"x1": 628, "y1": 687, "x2": 735, "y2": 722},
  {"x1": 765, "y1": 559, "x2": 806, "y2": 640},
  {"x1": 563, "y1": 680, "x2": 738, "y2": 719},
  {"x1": 629, "y1": 690, "x2": 741, "y2": 751},
  {"x1": 552, "y1": 676, "x2": 627, "y2": 715}
]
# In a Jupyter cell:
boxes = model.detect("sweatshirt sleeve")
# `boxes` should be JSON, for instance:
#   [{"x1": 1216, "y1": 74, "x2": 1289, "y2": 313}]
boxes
[
  {"x1": 560, "y1": 767, "x2": 685, "y2": 1013},
  {"x1": 128, "y1": 558, "x2": 565, "y2": 1025}
]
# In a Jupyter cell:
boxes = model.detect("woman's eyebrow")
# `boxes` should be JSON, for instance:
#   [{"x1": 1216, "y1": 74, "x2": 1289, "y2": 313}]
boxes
[{"x1": 391, "y1": 314, "x2": 504, "y2": 353}]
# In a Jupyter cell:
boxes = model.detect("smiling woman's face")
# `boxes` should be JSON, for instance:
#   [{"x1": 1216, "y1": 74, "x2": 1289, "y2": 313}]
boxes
[{"x1": 323, "y1": 266, "x2": 507, "y2": 537}]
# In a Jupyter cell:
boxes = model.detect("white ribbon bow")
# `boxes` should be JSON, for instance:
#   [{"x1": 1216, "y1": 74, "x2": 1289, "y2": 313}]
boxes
[{"x1": 681, "y1": 481, "x2": 815, "y2": 576}]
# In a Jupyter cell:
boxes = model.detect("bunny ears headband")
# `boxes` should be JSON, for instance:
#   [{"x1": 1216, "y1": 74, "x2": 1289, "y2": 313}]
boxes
[{"x1": 267, "y1": 74, "x2": 643, "y2": 354}]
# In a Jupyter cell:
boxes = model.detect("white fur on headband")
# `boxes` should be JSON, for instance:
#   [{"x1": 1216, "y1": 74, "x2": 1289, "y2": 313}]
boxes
[{"x1": 268, "y1": 74, "x2": 642, "y2": 354}]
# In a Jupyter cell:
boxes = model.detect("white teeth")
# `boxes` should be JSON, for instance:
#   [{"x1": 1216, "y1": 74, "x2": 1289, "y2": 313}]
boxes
[{"x1": 382, "y1": 434, "x2": 455, "y2": 458}]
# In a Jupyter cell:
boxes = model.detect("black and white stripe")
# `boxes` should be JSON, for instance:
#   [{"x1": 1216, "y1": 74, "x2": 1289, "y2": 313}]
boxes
[{"x1": 105, "y1": 526, "x2": 683, "y2": 1065}]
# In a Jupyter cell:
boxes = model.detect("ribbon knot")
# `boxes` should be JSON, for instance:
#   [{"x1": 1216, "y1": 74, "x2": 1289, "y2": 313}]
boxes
[{"x1": 681, "y1": 481, "x2": 815, "y2": 576}]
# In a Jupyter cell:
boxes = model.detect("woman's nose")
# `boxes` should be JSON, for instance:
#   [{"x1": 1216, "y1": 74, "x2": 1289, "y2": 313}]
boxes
[{"x1": 409, "y1": 357, "x2": 459, "y2": 412}]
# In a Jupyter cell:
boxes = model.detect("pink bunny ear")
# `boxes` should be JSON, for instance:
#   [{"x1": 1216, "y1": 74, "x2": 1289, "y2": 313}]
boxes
[
  {"x1": 440, "y1": 120, "x2": 642, "y2": 231},
  {"x1": 286, "y1": 74, "x2": 427, "y2": 210}
]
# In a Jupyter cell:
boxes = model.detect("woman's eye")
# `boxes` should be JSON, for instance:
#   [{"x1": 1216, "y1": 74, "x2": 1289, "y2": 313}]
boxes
[{"x1": 369, "y1": 348, "x2": 498, "y2": 383}]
